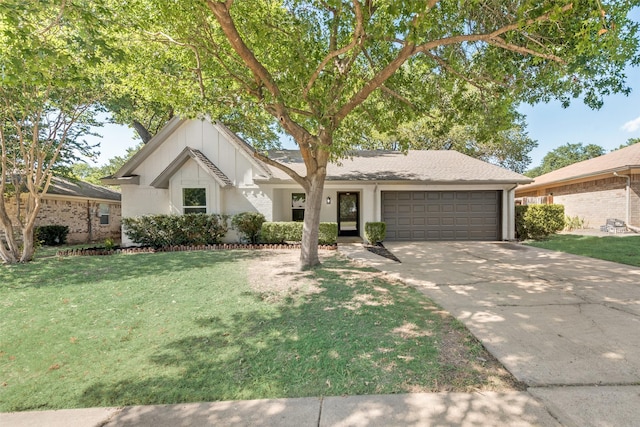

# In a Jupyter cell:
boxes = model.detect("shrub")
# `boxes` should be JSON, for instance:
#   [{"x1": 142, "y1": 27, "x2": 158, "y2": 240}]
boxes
[
  {"x1": 232, "y1": 212, "x2": 266, "y2": 243},
  {"x1": 122, "y1": 214, "x2": 229, "y2": 248},
  {"x1": 260, "y1": 222, "x2": 337, "y2": 245},
  {"x1": 364, "y1": 222, "x2": 386, "y2": 244},
  {"x1": 35, "y1": 225, "x2": 69, "y2": 246},
  {"x1": 260, "y1": 222, "x2": 302, "y2": 243},
  {"x1": 564, "y1": 215, "x2": 585, "y2": 231},
  {"x1": 515, "y1": 204, "x2": 565, "y2": 240},
  {"x1": 318, "y1": 222, "x2": 338, "y2": 245},
  {"x1": 104, "y1": 238, "x2": 116, "y2": 251}
]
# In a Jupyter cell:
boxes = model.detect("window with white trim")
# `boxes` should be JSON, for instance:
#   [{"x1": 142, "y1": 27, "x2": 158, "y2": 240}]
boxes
[
  {"x1": 99, "y1": 203, "x2": 110, "y2": 225},
  {"x1": 292, "y1": 193, "x2": 305, "y2": 221},
  {"x1": 183, "y1": 188, "x2": 207, "y2": 213}
]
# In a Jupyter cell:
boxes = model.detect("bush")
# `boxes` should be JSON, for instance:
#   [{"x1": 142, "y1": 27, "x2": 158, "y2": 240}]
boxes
[
  {"x1": 35, "y1": 225, "x2": 69, "y2": 246},
  {"x1": 364, "y1": 222, "x2": 386, "y2": 244},
  {"x1": 515, "y1": 204, "x2": 565, "y2": 240},
  {"x1": 232, "y1": 212, "x2": 266, "y2": 243},
  {"x1": 122, "y1": 214, "x2": 229, "y2": 248},
  {"x1": 564, "y1": 215, "x2": 585, "y2": 231},
  {"x1": 260, "y1": 222, "x2": 337, "y2": 245},
  {"x1": 318, "y1": 222, "x2": 338, "y2": 245}
]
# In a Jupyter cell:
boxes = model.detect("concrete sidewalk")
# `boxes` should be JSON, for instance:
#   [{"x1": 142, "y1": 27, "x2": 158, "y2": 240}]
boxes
[{"x1": 0, "y1": 392, "x2": 559, "y2": 427}]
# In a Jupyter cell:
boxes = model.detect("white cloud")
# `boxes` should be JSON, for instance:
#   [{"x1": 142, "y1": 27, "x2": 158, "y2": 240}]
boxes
[{"x1": 621, "y1": 116, "x2": 640, "y2": 132}]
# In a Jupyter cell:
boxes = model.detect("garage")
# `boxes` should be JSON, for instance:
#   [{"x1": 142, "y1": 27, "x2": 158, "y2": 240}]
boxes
[{"x1": 382, "y1": 191, "x2": 501, "y2": 241}]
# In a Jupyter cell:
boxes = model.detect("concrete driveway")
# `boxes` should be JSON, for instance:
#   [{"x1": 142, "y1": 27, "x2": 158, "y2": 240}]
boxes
[{"x1": 355, "y1": 241, "x2": 640, "y2": 426}]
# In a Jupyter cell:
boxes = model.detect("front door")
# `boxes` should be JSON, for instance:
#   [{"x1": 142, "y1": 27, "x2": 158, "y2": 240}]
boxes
[{"x1": 338, "y1": 192, "x2": 359, "y2": 236}]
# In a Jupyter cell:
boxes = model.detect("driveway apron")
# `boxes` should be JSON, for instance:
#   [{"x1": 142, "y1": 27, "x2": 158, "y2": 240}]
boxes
[{"x1": 373, "y1": 242, "x2": 640, "y2": 425}]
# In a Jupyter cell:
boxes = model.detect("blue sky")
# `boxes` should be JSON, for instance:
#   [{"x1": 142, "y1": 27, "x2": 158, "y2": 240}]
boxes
[
  {"x1": 518, "y1": 65, "x2": 640, "y2": 166},
  {"x1": 90, "y1": 62, "x2": 640, "y2": 171}
]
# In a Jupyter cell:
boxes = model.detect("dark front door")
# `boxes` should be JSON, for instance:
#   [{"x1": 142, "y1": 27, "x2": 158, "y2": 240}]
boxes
[{"x1": 338, "y1": 192, "x2": 359, "y2": 236}]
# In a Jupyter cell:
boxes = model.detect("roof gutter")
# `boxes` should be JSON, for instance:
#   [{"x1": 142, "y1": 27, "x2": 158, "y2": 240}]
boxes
[
  {"x1": 254, "y1": 178, "x2": 532, "y2": 185},
  {"x1": 520, "y1": 166, "x2": 638, "y2": 191}
]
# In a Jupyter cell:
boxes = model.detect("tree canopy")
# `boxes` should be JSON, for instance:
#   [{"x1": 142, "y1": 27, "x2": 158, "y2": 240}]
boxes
[
  {"x1": 526, "y1": 142, "x2": 607, "y2": 177},
  {"x1": 0, "y1": 0, "x2": 115, "y2": 263},
  {"x1": 104, "y1": 0, "x2": 640, "y2": 267}
]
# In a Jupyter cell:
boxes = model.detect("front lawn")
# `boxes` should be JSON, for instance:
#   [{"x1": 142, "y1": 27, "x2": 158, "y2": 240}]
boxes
[
  {"x1": 0, "y1": 249, "x2": 517, "y2": 412},
  {"x1": 525, "y1": 234, "x2": 640, "y2": 267}
]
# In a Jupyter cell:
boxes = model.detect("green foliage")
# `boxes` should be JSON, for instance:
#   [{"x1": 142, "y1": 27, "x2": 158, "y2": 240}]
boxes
[
  {"x1": 318, "y1": 223, "x2": 338, "y2": 245},
  {"x1": 364, "y1": 222, "x2": 387, "y2": 244},
  {"x1": 515, "y1": 205, "x2": 565, "y2": 240},
  {"x1": 231, "y1": 212, "x2": 266, "y2": 243},
  {"x1": 35, "y1": 225, "x2": 69, "y2": 246},
  {"x1": 122, "y1": 214, "x2": 228, "y2": 247},
  {"x1": 260, "y1": 222, "x2": 302, "y2": 243},
  {"x1": 564, "y1": 215, "x2": 586, "y2": 231},
  {"x1": 261, "y1": 222, "x2": 337, "y2": 245},
  {"x1": 0, "y1": 0, "x2": 119, "y2": 263},
  {"x1": 104, "y1": 238, "x2": 116, "y2": 251},
  {"x1": 103, "y1": 0, "x2": 640, "y2": 266},
  {"x1": 362, "y1": 104, "x2": 537, "y2": 173},
  {"x1": 526, "y1": 143, "x2": 606, "y2": 177},
  {"x1": 72, "y1": 143, "x2": 143, "y2": 185},
  {"x1": 616, "y1": 137, "x2": 640, "y2": 150}
]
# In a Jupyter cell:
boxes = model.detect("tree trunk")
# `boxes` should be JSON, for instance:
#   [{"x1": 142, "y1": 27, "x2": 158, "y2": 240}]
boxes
[
  {"x1": 20, "y1": 222, "x2": 35, "y2": 263},
  {"x1": 300, "y1": 169, "x2": 327, "y2": 269},
  {"x1": 0, "y1": 195, "x2": 19, "y2": 264},
  {"x1": 133, "y1": 120, "x2": 153, "y2": 144}
]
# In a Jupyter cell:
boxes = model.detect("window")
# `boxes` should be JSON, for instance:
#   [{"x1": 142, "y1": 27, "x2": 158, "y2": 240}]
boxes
[
  {"x1": 292, "y1": 193, "x2": 305, "y2": 221},
  {"x1": 183, "y1": 188, "x2": 207, "y2": 213},
  {"x1": 99, "y1": 203, "x2": 110, "y2": 225}
]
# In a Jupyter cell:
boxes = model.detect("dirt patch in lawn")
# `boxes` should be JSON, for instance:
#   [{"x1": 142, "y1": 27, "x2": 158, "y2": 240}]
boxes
[
  {"x1": 246, "y1": 250, "x2": 327, "y2": 303},
  {"x1": 246, "y1": 250, "x2": 524, "y2": 393}
]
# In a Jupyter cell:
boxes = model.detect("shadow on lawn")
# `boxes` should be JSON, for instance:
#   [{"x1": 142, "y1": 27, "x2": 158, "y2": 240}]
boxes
[
  {"x1": 1, "y1": 250, "x2": 255, "y2": 290},
  {"x1": 79, "y1": 259, "x2": 452, "y2": 407}
]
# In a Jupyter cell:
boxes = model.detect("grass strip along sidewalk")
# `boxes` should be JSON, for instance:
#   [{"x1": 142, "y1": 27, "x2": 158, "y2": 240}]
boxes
[
  {"x1": 525, "y1": 234, "x2": 640, "y2": 267},
  {"x1": 1, "y1": 249, "x2": 518, "y2": 412}
]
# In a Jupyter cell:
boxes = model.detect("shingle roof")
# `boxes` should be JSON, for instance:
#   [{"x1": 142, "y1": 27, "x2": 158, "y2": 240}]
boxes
[
  {"x1": 47, "y1": 177, "x2": 121, "y2": 201},
  {"x1": 518, "y1": 143, "x2": 640, "y2": 190},
  {"x1": 259, "y1": 150, "x2": 532, "y2": 184},
  {"x1": 150, "y1": 147, "x2": 234, "y2": 189}
]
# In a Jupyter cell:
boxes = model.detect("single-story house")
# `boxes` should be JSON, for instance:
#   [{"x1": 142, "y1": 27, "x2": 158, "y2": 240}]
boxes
[
  {"x1": 515, "y1": 143, "x2": 640, "y2": 230},
  {"x1": 4, "y1": 177, "x2": 122, "y2": 244},
  {"x1": 103, "y1": 117, "x2": 532, "y2": 244}
]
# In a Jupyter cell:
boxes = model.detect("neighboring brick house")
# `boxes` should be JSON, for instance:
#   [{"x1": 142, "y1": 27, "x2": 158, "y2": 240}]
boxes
[
  {"x1": 516, "y1": 143, "x2": 640, "y2": 230},
  {"x1": 4, "y1": 177, "x2": 122, "y2": 244}
]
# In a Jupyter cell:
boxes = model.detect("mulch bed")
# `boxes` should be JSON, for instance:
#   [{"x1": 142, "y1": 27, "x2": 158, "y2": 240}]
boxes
[
  {"x1": 56, "y1": 243, "x2": 338, "y2": 257},
  {"x1": 364, "y1": 243, "x2": 402, "y2": 263}
]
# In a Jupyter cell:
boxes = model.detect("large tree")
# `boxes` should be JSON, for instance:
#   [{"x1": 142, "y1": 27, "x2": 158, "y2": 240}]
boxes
[
  {"x1": 526, "y1": 142, "x2": 606, "y2": 177},
  {"x1": 114, "y1": 0, "x2": 639, "y2": 268},
  {"x1": 0, "y1": 1, "x2": 113, "y2": 263}
]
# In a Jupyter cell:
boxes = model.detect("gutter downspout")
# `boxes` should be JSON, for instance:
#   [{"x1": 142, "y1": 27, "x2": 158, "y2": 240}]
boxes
[{"x1": 613, "y1": 172, "x2": 631, "y2": 226}]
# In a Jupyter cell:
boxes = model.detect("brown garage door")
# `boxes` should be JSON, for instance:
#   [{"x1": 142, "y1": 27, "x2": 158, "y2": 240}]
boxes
[{"x1": 382, "y1": 191, "x2": 501, "y2": 241}]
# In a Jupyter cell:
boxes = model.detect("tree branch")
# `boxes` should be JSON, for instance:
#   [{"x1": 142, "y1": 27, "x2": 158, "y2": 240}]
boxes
[
  {"x1": 252, "y1": 150, "x2": 309, "y2": 191},
  {"x1": 304, "y1": 0, "x2": 365, "y2": 98},
  {"x1": 206, "y1": 1, "x2": 281, "y2": 99},
  {"x1": 487, "y1": 35, "x2": 565, "y2": 64},
  {"x1": 146, "y1": 31, "x2": 207, "y2": 98}
]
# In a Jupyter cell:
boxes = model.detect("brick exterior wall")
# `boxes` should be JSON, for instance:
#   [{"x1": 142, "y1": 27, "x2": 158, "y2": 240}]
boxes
[
  {"x1": 517, "y1": 174, "x2": 640, "y2": 228},
  {"x1": 3, "y1": 195, "x2": 122, "y2": 244}
]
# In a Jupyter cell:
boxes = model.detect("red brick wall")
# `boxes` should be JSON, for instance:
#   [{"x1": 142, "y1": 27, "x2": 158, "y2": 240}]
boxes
[
  {"x1": 518, "y1": 175, "x2": 639, "y2": 228},
  {"x1": 4, "y1": 196, "x2": 121, "y2": 244}
]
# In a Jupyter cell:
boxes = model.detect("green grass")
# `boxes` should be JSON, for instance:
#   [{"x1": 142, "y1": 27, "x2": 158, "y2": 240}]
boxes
[
  {"x1": 0, "y1": 249, "x2": 493, "y2": 412},
  {"x1": 525, "y1": 234, "x2": 640, "y2": 267}
]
